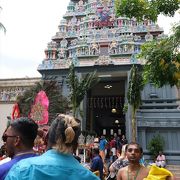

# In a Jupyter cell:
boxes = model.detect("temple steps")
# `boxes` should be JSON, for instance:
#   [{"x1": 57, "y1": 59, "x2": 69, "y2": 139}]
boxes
[{"x1": 166, "y1": 165, "x2": 180, "y2": 179}]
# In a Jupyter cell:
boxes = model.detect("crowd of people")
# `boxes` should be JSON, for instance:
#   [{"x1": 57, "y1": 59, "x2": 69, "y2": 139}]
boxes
[{"x1": 0, "y1": 115, "x2": 175, "y2": 180}]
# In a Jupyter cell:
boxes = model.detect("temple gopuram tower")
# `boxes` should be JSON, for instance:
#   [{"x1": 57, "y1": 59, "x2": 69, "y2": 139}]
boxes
[{"x1": 38, "y1": 0, "x2": 180, "y2": 163}]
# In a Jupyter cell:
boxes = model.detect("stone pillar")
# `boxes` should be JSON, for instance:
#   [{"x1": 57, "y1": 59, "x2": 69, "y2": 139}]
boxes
[
  {"x1": 52, "y1": 49, "x2": 56, "y2": 60},
  {"x1": 44, "y1": 49, "x2": 48, "y2": 59}
]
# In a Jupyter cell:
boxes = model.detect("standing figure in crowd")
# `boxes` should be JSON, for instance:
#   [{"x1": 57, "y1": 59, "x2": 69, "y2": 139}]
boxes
[
  {"x1": 121, "y1": 135, "x2": 128, "y2": 145},
  {"x1": 33, "y1": 129, "x2": 46, "y2": 155},
  {"x1": 5, "y1": 114, "x2": 99, "y2": 180},
  {"x1": 0, "y1": 145, "x2": 11, "y2": 165},
  {"x1": 156, "y1": 151, "x2": 166, "y2": 168},
  {"x1": 110, "y1": 136, "x2": 117, "y2": 162},
  {"x1": 99, "y1": 135, "x2": 107, "y2": 162},
  {"x1": 109, "y1": 144, "x2": 129, "y2": 179},
  {"x1": 91, "y1": 148, "x2": 104, "y2": 180},
  {"x1": 0, "y1": 117, "x2": 38, "y2": 180}
]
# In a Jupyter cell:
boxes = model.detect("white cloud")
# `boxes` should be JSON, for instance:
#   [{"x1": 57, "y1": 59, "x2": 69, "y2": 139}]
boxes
[
  {"x1": 157, "y1": 12, "x2": 180, "y2": 34},
  {"x1": 0, "y1": 0, "x2": 69, "y2": 78},
  {"x1": 0, "y1": 0, "x2": 179, "y2": 79}
]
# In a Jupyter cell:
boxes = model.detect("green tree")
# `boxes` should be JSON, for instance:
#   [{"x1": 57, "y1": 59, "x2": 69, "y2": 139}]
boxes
[
  {"x1": 139, "y1": 24, "x2": 180, "y2": 87},
  {"x1": 16, "y1": 80, "x2": 69, "y2": 124},
  {"x1": 67, "y1": 63, "x2": 99, "y2": 118},
  {"x1": 0, "y1": 6, "x2": 6, "y2": 33},
  {"x1": 147, "y1": 134, "x2": 165, "y2": 160},
  {"x1": 115, "y1": 0, "x2": 180, "y2": 22},
  {"x1": 127, "y1": 65, "x2": 144, "y2": 142}
]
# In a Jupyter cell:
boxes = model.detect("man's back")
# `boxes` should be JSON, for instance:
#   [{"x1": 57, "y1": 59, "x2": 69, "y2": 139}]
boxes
[
  {"x1": 91, "y1": 154, "x2": 104, "y2": 180},
  {"x1": 0, "y1": 153, "x2": 37, "y2": 180}
]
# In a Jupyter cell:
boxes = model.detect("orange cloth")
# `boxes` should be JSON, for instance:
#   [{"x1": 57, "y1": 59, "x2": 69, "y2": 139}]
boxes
[{"x1": 99, "y1": 150, "x2": 105, "y2": 162}]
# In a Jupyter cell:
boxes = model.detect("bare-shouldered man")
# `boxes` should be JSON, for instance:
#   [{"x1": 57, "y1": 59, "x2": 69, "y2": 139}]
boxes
[
  {"x1": 117, "y1": 142, "x2": 175, "y2": 180},
  {"x1": 117, "y1": 142, "x2": 149, "y2": 180}
]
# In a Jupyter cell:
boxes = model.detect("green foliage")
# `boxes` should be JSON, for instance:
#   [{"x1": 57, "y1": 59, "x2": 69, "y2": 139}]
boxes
[
  {"x1": 147, "y1": 134, "x2": 165, "y2": 160},
  {"x1": 115, "y1": 0, "x2": 180, "y2": 21},
  {"x1": 16, "y1": 80, "x2": 69, "y2": 124},
  {"x1": 139, "y1": 24, "x2": 180, "y2": 87},
  {"x1": 127, "y1": 65, "x2": 144, "y2": 109},
  {"x1": 155, "y1": 0, "x2": 180, "y2": 17},
  {"x1": 67, "y1": 63, "x2": 99, "y2": 117},
  {"x1": 127, "y1": 65, "x2": 144, "y2": 142},
  {"x1": 123, "y1": 103, "x2": 128, "y2": 114}
]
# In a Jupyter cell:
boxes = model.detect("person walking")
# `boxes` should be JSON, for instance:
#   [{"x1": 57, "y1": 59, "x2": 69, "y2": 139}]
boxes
[
  {"x1": 0, "y1": 117, "x2": 38, "y2": 180},
  {"x1": 109, "y1": 144, "x2": 129, "y2": 179},
  {"x1": 5, "y1": 114, "x2": 99, "y2": 180},
  {"x1": 99, "y1": 135, "x2": 107, "y2": 162}
]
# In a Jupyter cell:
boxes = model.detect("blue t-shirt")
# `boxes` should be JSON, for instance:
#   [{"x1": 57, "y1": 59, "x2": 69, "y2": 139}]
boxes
[
  {"x1": 5, "y1": 149, "x2": 99, "y2": 180},
  {"x1": 0, "y1": 153, "x2": 37, "y2": 180},
  {"x1": 99, "y1": 138, "x2": 107, "y2": 151},
  {"x1": 91, "y1": 155, "x2": 103, "y2": 180}
]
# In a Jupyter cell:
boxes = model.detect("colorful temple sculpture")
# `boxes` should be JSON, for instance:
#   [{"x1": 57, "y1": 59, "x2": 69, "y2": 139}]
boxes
[{"x1": 38, "y1": 0, "x2": 180, "y2": 163}]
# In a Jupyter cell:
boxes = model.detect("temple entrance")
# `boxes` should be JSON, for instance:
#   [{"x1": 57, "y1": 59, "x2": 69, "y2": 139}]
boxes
[{"x1": 86, "y1": 79, "x2": 126, "y2": 138}]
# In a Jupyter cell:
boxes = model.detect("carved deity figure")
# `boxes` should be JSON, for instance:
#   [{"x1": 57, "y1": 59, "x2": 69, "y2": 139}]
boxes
[
  {"x1": 123, "y1": 44, "x2": 128, "y2": 52},
  {"x1": 58, "y1": 48, "x2": 65, "y2": 59},
  {"x1": 109, "y1": 40, "x2": 117, "y2": 54},
  {"x1": 77, "y1": 0, "x2": 84, "y2": 12},
  {"x1": 91, "y1": 41, "x2": 99, "y2": 55}
]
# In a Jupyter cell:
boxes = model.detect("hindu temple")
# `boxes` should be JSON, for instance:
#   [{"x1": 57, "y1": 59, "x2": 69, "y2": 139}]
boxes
[{"x1": 37, "y1": 0, "x2": 180, "y2": 163}]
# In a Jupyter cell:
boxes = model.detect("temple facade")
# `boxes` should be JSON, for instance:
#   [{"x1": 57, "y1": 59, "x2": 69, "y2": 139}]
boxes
[{"x1": 37, "y1": 0, "x2": 180, "y2": 163}]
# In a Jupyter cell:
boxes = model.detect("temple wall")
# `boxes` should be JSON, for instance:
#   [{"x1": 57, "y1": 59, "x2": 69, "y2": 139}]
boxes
[{"x1": 136, "y1": 84, "x2": 180, "y2": 164}]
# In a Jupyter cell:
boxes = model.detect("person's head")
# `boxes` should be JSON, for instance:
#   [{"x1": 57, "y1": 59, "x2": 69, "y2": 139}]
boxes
[
  {"x1": 92, "y1": 148, "x2": 100, "y2": 157},
  {"x1": 2, "y1": 117, "x2": 38, "y2": 158},
  {"x1": 0, "y1": 145, "x2": 6, "y2": 156},
  {"x1": 120, "y1": 144, "x2": 128, "y2": 158},
  {"x1": 125, "y1": 142, "x2": 143, "y2": 164},
  {"x1": 122, "y1": 135, "x2": 125, "y2": 139},
  {"x1": 34, "y1": 129, "x2": 44, "y2": 145},
  {"x1": 159, "y1": 151, "x2": 163, "y2": 156},
  {"x1": 85, "y1": 156, "x2": 91, "y2": 163},
  {"x1": 101, "y1": 135, "x2": 105, "y2": 139},
  {"x1": 48, "y1": 114, "x2": 81, "y2": 154}
]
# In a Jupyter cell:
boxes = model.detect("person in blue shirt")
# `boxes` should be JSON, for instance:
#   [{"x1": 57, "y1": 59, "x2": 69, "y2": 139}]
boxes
[
  {"x1": 91, "y1": 148, "x2": 104, "y2": 180},
  {"x1": 0, "y1": 117, "x2": 38, "y2": 180},
  {"x1": 99, "y1": 135, "x2": 107, "y2": 162},
  {"x1": 5, "y1": 114, "x2": 99, "y2": 180}
]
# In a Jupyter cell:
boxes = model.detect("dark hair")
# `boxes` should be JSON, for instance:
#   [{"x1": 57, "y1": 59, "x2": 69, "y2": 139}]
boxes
[
  {"x1": 48, "y1": 114, "x2": 81, "y2": 153},
  {"x1": 92, "y1": 148, "x2": 100, "y2": 155},
  {"x1": 10, "y1": 117, "x2": 38, "y2": 148},
  {"x1": 126, "y1": 142, "x2": 143, "y2": 153}
]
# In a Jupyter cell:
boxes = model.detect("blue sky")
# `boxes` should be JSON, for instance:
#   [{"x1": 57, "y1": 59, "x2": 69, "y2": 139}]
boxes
[{"x1": 0, "y1": 0, "x2": 179, "y2": 79}]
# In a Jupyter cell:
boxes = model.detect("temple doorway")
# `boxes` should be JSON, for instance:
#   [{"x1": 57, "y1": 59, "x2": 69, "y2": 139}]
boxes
[{"x1": 86, "y1": 79, "x2": 126, "y2": 138}]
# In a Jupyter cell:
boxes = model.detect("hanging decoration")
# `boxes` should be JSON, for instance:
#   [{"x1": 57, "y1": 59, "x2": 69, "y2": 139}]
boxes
[
  {"x1": 87, "y1": 96, "x2": 124, "y2": 109},
  {"x1": 12, "y1": 103, "x2": 20, "y2": 120},
  {"x1": 30, "y1": 90, "x2": 49, "y2": 125}
]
